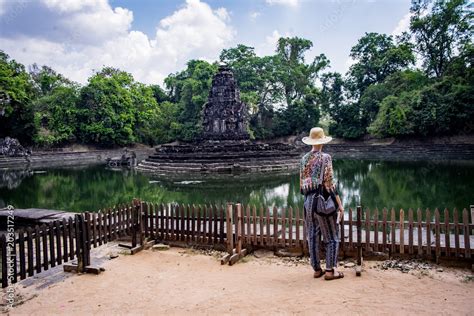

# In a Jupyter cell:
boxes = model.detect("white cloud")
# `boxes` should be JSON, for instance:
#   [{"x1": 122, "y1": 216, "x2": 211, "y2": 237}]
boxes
[
  {"x1": 392, "y1": 12, "x2": 412, "y2": 36},
  {"x1": 265, "y1": 0, "x2": 299, "y2": 8},
  {"x1": 255, "y1": 30, "x2": 291, "y2": 56},
  {"x1": 249, "y1": 11, "x2": 260, "y2": 21},
  {"x1": 0, "y1": 0, "x2": 234, "y2": 86}
]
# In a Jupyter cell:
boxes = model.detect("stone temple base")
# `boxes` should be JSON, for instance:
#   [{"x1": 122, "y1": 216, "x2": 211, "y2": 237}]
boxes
[{"x1": 136, "y1": 141, "x2": 301, "y2": 174}]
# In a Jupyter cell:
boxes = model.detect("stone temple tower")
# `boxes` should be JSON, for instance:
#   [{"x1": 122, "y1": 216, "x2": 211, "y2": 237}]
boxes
[{"x1": 201, "y1": 64, "x2": 249, "y2": 141}]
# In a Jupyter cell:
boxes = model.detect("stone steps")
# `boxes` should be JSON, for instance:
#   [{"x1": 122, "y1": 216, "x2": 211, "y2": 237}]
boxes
[{"x1": 137, "y1": 158, "x2": 299, "y2": 173}]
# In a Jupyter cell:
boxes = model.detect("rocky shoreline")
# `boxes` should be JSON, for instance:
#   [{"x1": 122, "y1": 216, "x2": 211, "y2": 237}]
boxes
[{"x1": 0, "y1": 138, "x2": 473, "y2": 172}]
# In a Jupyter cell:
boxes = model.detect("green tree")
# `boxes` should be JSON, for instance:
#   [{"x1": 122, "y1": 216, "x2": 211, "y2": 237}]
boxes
[
  {"x1": 410, "y1": 0, "x2": 473, "y2": 77},
  {"x1": 0, "y1": 51, "x2": 36, "y2": 144},
  {"x1": 274, "y1": 37, "x2": 329, "y2": 107},
  {"x1": 164, "y1": 60, "x2": 218, "y2": 141},
  {"x1": 220, "y1": 45, "x2": 281, "y2": 139},
  {"x1": 347, "y1": 32, "x2": 415, "y2": 97},
  {"x1": 77, "y1": 67, "x2": 159, "y2": 146},
  {"x1": 33, "y1": 85, "x2": 80, "y2": 146}
]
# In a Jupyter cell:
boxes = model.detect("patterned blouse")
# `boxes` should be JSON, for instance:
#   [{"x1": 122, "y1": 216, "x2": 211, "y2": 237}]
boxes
[{"x1": 299, "y1": 150, "x2": 334, "y2": 195}]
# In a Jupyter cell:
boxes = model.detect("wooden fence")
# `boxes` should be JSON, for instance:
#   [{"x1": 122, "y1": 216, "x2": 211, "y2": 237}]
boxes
[
  {"x1": 1, "y1": 201, "x2": 473, "y2": 288},
  {"x1": 141, "y1": 203, "x2": 474, "y2": 260},
  {"x1": 0, "y1": 201, "x2": 143, "y2": 288}
]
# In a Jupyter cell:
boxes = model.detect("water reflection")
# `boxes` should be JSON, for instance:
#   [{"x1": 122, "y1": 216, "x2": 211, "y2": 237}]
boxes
[{"x1": 0, "y1": 159, "x2": 472, "y2": 212}]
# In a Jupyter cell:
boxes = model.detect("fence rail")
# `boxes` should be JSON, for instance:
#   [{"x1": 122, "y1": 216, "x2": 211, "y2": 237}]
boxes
[{"x1": 1, "y1": 201, "x2": 473, "y2": 288}]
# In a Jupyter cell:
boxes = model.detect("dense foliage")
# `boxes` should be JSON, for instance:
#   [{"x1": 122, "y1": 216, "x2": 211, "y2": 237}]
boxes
[{"x1": 0, "y1": 0, "x2": 472, "y2": 147}]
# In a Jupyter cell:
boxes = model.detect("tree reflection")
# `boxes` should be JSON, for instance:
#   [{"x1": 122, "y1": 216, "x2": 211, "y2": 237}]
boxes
[{"x1": 0, "y1": 160, "x2": 472, "y2": 213}]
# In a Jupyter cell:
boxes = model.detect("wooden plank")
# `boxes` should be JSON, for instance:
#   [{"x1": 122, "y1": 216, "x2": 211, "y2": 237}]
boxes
[
  {"x1": 417, "y1": 208, "x2": 423, "y2": 256},
  {"x1": 11, "y1": 232, "x2": 17, "y2": 284},
  {"x1": 390, "y1": 208, "x2": 396, "y2": 254},
  {"x1": 453, "y1": 208, "x2": 460, "y2": 257},
  {"x1": 236, "y1": 204, "x2": 242, "y2": 254},
  {"x1": 399, "y1": 209, "x2": 405, "y2": 254},
  {"x1": 48, "y1": 222, "x2": 56, "y2": 267},
  {"x1": 162, "y1": 203, "x2": 171, "y2": 240},
  {"x1": 161, "y1": 203, "x2": 166, "y2": 241},
  {"x1": 214, "y1": 205, "x2": 219, "y2": 243},
  {"x1": 196, "y1": 205, "x2": 202, "y2": 243},
  {"x1": 219, "y1": 205, "x2": 225, "y2": 244},
  {"x1": 55, "y1": 221, "x2": 62, "y2": 265},
  {"x1": 171, "y1": 204, "x2": 176, "y2": 241},
  {"x1": 226, "y1": 204, "x2": 234, "y2": 254},
  {"x1": 349, "y1": 207, "x2": 353, "y2": 250},
  {"x1": 62, "y1": 218, "x2": 68, "y2": 262},
  {"x1": 252, "y1": 205, "x2": 257, "y2": 245},
  {"x1": 240, "y1": 205, "x2": 245, "y2": 246},
  {"x1": 408, "y1": 208, "x2": 413, "y2": 254},
  {"x1": 382, "y1": 208, "x2": 387, "y2": 253},
  {"x1": 26, "y1": 227, "x2": 34, "y2": 277},
  {"x1": 373, "y1": 208, "x2": 379, "y2": 252},
  {"x1": 144, "y1": 203, "x2": 149, "y2": 239},
  {"x1": 191, "y1": 205, "x2": 196, "y2": 243},
  {"x1": 266, "y1": 206, "x2": 271, "y2": 246},
  {"x1": 107, "y1": 208, "x2": 112, "y2": 242},
  {"x1": 295, "y1": 206, "x2": 301, "y2": 249},
  {"x1": 91, "y1": 213, "x2": 97, "y2": 247},
  {"x1": 1, "y1": 235, "x2": 6, "y2": 288},
  {"x1": 203, "y1": 205, "x2": 208, "y2": 243},
  {"x1": 68, "y1": 217, "x2": 75, "y2": 260},
  {"x1": 19, "y1": 229, "x2": 26, "y2": 280},
  {"x1": 186, "y1": 204, "x2": 191, "y2": 242},
  {"x1": 444, "y1": 208, "x2": 450, "y2": 256},
  {"x1": 41, "y1": 224, "x2": 48, "y2": 271},
  {"x1": 74, "y1": 215, "x2": 83, "y2": 270},
  {"x1": 35, "y1": 225, "x2": 42, "y2": 273},
  {"x1": 281, "y1": 207, "x2": 286, "y2": 247},
  {"x1": 434, "y1": 208, "x2": 441, "y2": 260},
  {"x1": 273, "y1": 206, "x2": 278, "y2": 246},
  {"x1": 365, "y1": 208, "x2": 370, "y2": 251},
  {"x1": 245, "y1": 205, "x2": 251, "y2": 245},
  {"x1": 288, "y1": 207, "x2": 293, "y2": 248},
  {"x1": 426, "y1": 209, "x2": 431, "y2": 257},
  {"x1": 111, "y1": 207, "x2": 116, "y2": 241},
  {"x1": 462, "y1": 208, "x2": 471, "y2": 259},
  {"x1": 259, "y1": 206, "x2": 265, "y2": 245},
  {"x1": 356, "y1": 206, "x2": 362, "y2": 266}
]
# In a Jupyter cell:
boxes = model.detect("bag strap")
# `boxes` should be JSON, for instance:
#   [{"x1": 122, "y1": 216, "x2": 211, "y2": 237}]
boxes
[{"x1": 318, "y1": 154, "x2": 326, "y2": 186}]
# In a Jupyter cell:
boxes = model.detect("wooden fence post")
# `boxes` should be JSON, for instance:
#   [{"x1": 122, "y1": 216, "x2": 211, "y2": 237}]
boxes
[
  {"x1": 399, "y1": 209, "x2": 405, "y2": 254},
  {"x1": 471, "y1": 205, "x2": 474, "y2": 235},
  {"x1": 356, "y1": 205, "x2": 362, "y2": 276},
  {"x1": 226, "y1": 203, "x2": 234, "y2": 255},
  {"x1": 220, "y1": 204, "x2": 234, "y2": 265},
  {"x1": 1, "y1": 234, "x2": 7, "y2": 288}
]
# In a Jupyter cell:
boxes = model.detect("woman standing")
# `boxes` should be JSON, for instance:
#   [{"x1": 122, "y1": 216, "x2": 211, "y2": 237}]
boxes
[{"x1": 300, "y1": 127, "x2": 344, "y2": 280}]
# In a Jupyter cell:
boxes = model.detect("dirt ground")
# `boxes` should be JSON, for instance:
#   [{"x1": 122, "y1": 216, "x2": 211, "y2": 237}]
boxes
[{"x1": 5, "y1": 247, "x2": 474, "y2": 315}]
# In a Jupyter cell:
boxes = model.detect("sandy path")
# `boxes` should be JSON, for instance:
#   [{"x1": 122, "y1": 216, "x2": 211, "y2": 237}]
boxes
[{"x1": 8, "y1": 248, "x2": 474, "y2": 315}]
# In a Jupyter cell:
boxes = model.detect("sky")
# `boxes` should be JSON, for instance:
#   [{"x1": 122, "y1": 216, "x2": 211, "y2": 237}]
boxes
[{"x1": 0, "y1": 0, "x2": 412, "y2": 86}]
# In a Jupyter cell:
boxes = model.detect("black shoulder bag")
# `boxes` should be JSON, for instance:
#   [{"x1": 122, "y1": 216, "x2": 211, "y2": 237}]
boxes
[{"x1": 309, "y1": 157, "x2": 337, "y2": 217}]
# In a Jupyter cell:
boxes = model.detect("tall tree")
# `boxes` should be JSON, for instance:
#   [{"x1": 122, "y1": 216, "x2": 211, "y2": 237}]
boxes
[
  {"x1": 347, "y1": 32, "x2": 415, "y2": 97},
  {"x1": 410, "y1": 0, "x2": 473, "y2": 77},
  {"x1": 164, "y1": 60, "x2": 218, "y2": 141},
  {"x1": 0, "y1": 51, "x2": 35, "y2": 144},
  {"x1": 274, "y1": 37, "x2": 329, "y2": 107}
]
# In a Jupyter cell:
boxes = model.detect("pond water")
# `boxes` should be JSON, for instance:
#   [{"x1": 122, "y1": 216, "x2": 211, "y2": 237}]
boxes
[{"x1": 1, "y1": 159, "x2": 473, "y2": 214}]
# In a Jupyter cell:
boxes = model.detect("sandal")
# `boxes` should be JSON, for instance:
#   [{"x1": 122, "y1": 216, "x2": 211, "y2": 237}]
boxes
[
  {"x1": 313, "y1": 268, "x2": 325, "y2": 278},
  {"x1": 324, "y1": 269, "x2": 344, "y2": 281}
]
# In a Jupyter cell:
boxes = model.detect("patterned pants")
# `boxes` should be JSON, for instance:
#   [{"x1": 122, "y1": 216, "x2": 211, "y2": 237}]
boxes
[{"x1": 304, "y1": 195, "x2": 340, "y2": 271}]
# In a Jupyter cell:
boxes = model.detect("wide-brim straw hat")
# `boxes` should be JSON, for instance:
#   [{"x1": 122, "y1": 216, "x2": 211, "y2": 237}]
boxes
[{"x1": 302, "y1": 127, "x2": 333, "y2": 145}]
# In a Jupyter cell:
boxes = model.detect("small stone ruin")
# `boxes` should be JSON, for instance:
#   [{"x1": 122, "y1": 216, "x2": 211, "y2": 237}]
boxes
[
  {"x1": 0, "y1": 137, "x2": 30, "y2": 157},
  {"x1": 137, "y1": 65, "x2": 299, "y2": 174},
  {"x1": 201, "y1": 64, "x2": 249, "y2": 141}
]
